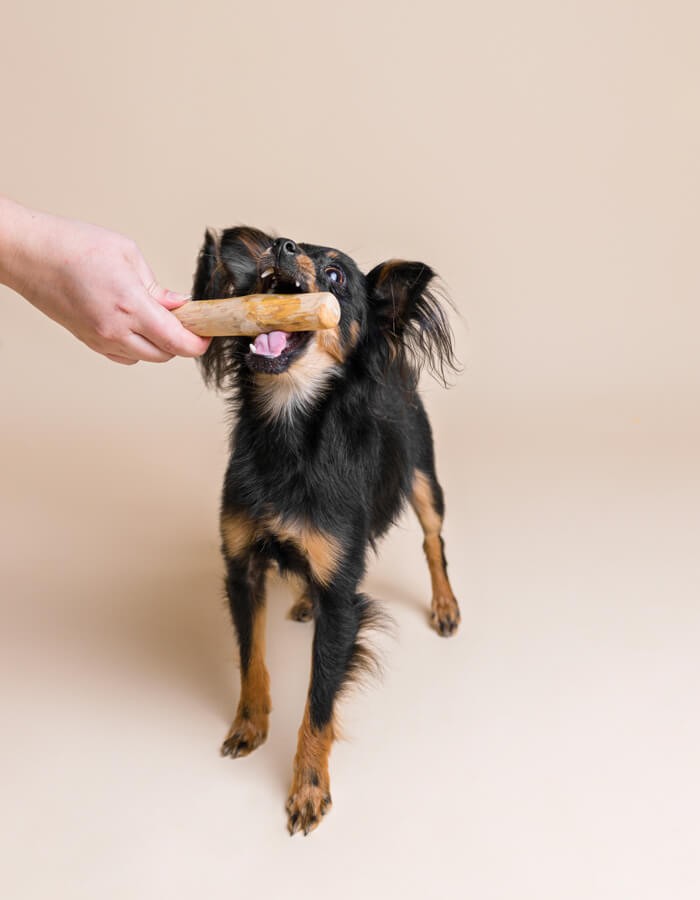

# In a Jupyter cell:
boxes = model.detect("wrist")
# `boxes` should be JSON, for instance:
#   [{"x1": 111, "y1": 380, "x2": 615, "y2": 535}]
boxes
[
  {"x1": 0, "y1": 197, "x2": 52, "y2": 294},
  {"x1": 0, "y1": 197, "x2": 30, "y2": 292}
]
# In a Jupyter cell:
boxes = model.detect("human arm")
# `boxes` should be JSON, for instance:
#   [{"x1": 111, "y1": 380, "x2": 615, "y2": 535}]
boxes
[{"x1": 0, "y1": 196, "x2": 210, "y2": 364}]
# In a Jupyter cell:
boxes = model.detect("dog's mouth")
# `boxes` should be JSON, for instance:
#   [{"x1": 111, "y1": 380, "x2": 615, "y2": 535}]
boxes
[{"x1": 245, "y1": 268, "x2": 313, "y2": 374}]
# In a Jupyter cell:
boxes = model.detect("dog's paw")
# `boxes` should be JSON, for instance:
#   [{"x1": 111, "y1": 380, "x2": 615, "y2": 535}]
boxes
[
  {"x1": 287, "y1": 595, "x2": 314, "y2": 623},
  {"x1": 220, "y1": 712, "x2": 268, "y2": 759},
  {"x1": 431, "y1": 593, "x2": 461, "y2": 637},
  {"x1": 286, "y1": 782, "x2": 332, "y2": 836}
]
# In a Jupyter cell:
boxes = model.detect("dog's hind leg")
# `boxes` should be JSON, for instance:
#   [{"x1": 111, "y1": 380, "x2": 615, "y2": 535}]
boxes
[
  {"x1": 410, "y1": 468, "x2": 461, "y2": 637},
  {"x1": 286, "y1": 574, "x2": 314, "y2": 623},
  {"x1": 219, "y1": 531, "x2": 271, "y2": 758}
]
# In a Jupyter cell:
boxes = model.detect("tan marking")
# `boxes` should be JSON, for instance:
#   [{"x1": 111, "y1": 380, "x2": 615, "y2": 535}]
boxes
[
  {"x1": 410, "y1": 470, "x2": 460, "y2": 635},
  {"x1": 240, "y1": 602, "x2": 270, "y2": 714},
  {"x1": 224, "y1": 508, "x2": 340, "y2": 587},
  {"x1": 411, "y1": 470, "x2": 442, "y2": 534},
  {"x1": 254, "y1": 339, "x2": 340, "y2": 422},
  {"x1": 221, "y1": 599, "x2": 271, "y2": 757},
  {"x1": 266, "y1": 516, "x2": 341, "y2": 587},
  {"x1": 423, "y1": 534, "x2": 456, "y2": 612},
  {"x1": 348, "y1": 320, "x2": 360, "y2": 348},
  {"x1": 303, "y1": 528, "x2": 341, "y2": 586},
  {"x1": 295, "y1": 705, "x2": 336, "y2": 770},
  {"x1": 286, "y1": 705, "x2": 335, "y2": 835},
  {"x1": 221, "y1": 511, "x2": 256, "y2": 559},
  {"x1": 316, "y1": 326, "x2": 345, "y2": 363},
  {"x1": 296, "y1": 253, "x2": 318, "y2": 291}
]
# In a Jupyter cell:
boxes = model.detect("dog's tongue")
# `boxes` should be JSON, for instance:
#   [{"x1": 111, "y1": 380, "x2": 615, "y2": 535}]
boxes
[{"x1": 253, "y1": 331, "x2": 290, "y2": 357}]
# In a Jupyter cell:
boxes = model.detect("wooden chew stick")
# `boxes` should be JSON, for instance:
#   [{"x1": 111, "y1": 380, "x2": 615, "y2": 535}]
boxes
[{"x1": 172, "y1": 292, "x2": 340, "y2": 337}]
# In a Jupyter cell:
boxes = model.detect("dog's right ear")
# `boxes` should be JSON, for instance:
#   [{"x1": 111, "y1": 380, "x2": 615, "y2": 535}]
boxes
[
  {"x1": 191, "y1": 229, "x2": 229, "y2": 389},
  {"x1": 192, "y1": 226, "x2": 275, "y2": 301},
  {"x1": 218, "y1": 226, "x2": 273, "y2": 294},
  {"x1": 192, "y1": 228, "x2": 226, "y2": 301},
  {"x1": 192, "y1": 226, "x2": 276, "y2": 389},
  {"x1": 192, "y1": 227, "x2": 274, "y2": 390}
]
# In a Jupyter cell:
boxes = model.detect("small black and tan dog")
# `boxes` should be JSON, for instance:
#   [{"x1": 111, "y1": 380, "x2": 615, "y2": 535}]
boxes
[{"x1": 192, "y1": 226, "x2": 460, "y2": 835}]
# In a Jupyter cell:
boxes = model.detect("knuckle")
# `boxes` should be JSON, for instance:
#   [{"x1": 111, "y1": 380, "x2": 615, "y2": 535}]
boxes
[
  {"x1": 113, "y1": 299, "x2": 130, "y2": 317},
  {"x1": 159, "y1": 336, "x2": 180, "y2": 356},
  {"x1": 115, "y1": 292, "x2": 138, "y2": 317},
  {"x1": 94, "y1": 322, "x2": 118, "y2": 343}
]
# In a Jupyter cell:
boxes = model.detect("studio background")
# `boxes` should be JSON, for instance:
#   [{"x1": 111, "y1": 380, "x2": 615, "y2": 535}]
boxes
[{"x1": 2, "y1": 2, "x2": 698, "y2": 898}]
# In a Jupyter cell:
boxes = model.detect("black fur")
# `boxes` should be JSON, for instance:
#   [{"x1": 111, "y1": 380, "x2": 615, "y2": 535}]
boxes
[{"x1": 193, "y1": 227, "x2": 459, "y2": 824}]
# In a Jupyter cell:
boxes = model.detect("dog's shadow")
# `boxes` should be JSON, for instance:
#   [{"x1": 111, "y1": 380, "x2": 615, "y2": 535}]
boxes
[
  {"x1": 20, "y1": 433, "x2": 433, "y2": 791},
  {"x1": 38, "y1": 530, "x2": 318, "y2": 790},
  {"x1": 66, "y1": 551, "x2": 429, "y2": 791},
  {"x1": 55, "y1": 528, "x2": 430, "y2": 721}
]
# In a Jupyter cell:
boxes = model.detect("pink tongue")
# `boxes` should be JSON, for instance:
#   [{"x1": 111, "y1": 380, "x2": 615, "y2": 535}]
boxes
[{"x1": 253, "y1": 331, "x2": 290, "y2": 357}]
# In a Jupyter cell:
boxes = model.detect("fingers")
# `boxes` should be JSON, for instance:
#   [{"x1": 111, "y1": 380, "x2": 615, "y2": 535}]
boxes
[
  {"x1": 102, "y1": 334, "x2": 174, "y2": 365},
  {"x1": 136, "y1": 293, "x2": 211, "y2": 358},
  {"x1": 106, "y1": 353, "x2": 138, "y2": 366},
  {"x1": 150, "y1": 285, "x2": 192, "y2": 311},
  {"x1": 128, "y1": 246, "x2": 191, "y2": 311},
  {"x1": 113, "y1": 241, "x2": 210, "y2": 360},
  {"x1": 128, "y1": 333, "x2": 176, "y2": 363},
  {"x1": 91, "y1": 294, "x2": 206, "y2": 362}
]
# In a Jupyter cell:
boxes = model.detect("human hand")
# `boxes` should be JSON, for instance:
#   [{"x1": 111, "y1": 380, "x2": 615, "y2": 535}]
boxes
[{"x1": 0, "y1": 198, "x2": 210, "y2": 364}]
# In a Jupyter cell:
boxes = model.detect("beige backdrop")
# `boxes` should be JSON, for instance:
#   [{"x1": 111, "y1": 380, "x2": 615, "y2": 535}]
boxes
[{"x1": 2, "y1": 2, "x2": 699, "y2": 898}]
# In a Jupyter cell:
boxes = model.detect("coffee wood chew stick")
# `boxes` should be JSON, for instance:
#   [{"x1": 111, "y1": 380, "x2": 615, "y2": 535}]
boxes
[{"x1": 173, "y1": 292, "x2": 340, "y2": 337}]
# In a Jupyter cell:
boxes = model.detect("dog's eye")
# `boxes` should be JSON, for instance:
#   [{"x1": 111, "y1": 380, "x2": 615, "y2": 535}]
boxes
[{"x1": 325, "y1": 266, "x2": 345, "y2": 286}]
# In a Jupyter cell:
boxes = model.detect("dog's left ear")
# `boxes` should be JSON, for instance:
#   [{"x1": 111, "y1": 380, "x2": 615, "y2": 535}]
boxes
[{"x1": 365, "y1": 260, "x2": 459, "y2": 384}]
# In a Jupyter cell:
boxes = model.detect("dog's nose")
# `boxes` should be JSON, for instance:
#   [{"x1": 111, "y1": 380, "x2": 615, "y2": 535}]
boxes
[{"x1": 273, "y1": 237, "x2": 299, "y2": 259}]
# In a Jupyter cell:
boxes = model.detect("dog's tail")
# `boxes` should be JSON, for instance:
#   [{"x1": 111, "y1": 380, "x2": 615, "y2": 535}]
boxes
[{"x1": 342, "y1": 593, "x2": 394, "y2": 696}]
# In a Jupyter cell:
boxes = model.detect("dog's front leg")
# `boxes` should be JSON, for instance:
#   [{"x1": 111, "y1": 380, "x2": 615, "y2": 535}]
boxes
[
  {"x1": 220, "y1": 551, "x2": 271, "y2": 759},
  {"x1": 287, "y1": 588, "x2": 373, "y2": 835}
]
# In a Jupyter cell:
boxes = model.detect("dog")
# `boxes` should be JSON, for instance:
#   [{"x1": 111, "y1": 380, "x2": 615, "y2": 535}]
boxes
[{"x1": 192, "y1": 226, "x2": 460, "y2": 835}]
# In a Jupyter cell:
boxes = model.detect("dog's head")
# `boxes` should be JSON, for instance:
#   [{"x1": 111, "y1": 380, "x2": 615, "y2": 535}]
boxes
[{"x1": 192, "y1": 226, "x2": 457, "y2": 415}]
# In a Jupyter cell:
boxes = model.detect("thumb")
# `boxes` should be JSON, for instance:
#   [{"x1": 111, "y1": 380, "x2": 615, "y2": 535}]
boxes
[{"x1": 147, "y1": 282, "x2": 192, "y2": 311}]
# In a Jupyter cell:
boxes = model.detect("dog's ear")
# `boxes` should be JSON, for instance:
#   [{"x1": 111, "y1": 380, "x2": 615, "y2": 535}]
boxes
[
  {"x1": 191, "y1": 229, "x2": 229, "y2": 388},
  {"x1": 218, "y1": 226, "x2": 273, "y2": 295},
  {"x1": 192, "y1": 228, "x2": 226, "y2": 301},
  {"x1": 191, "y1": 226, "x2": 272, "y2": 389},
  {"x1": 365, "y1": 260, "x2": 459, "y2": 385},
  {"x1": 192, "y1": 226, "x2": 273, "y2": 301}
]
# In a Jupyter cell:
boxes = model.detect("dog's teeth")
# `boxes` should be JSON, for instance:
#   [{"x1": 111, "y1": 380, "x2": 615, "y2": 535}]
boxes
[
  {"x1": 249, "y1": 343, "x2": 257, "y2": 354},
  {"x1": 295, "y1": 280, "x2": 300, "y2": 288},
  {"x1": 261, "y1": 267, "x2": 274, "y2": 279}
]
